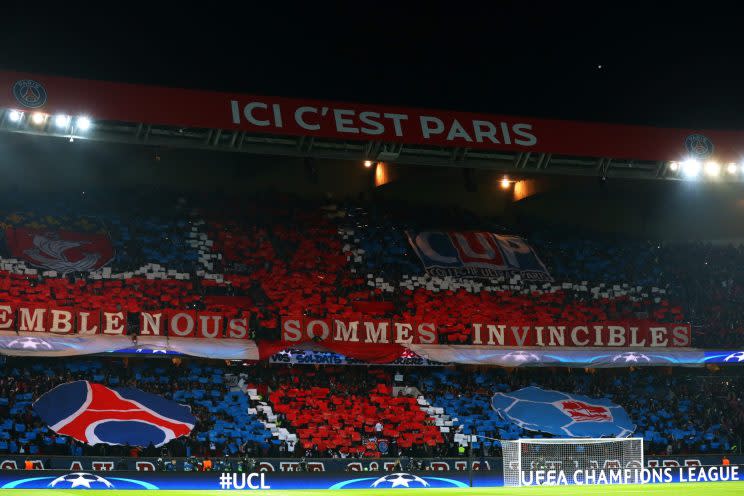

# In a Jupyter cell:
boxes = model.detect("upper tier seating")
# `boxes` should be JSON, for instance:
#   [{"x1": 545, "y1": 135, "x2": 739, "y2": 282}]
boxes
[{"x1": 0, "y1": 191, "x2": 739, "y2": 346}]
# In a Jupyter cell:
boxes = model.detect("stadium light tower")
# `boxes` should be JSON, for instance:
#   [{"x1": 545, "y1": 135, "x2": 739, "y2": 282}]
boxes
[
  {"x1": 8, "y1": 110, "x2": 22, "y2": 122},
  {"x1": 31, "y1": 112, "x2": 46, "y2": 125},
  {"x1": 727, "y1": 162, "x2": 738, "y2": 174}
]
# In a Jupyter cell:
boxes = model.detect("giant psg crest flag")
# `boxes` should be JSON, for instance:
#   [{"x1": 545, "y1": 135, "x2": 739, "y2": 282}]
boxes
[
  {"x1": 491, "y1": 387, "x2": 635, "y2": 437},
  {"x1": 33, "y1": 381, "x2": 195, "y2": 447}
]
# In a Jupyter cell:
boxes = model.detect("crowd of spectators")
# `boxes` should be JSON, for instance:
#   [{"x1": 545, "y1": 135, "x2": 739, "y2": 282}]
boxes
[
  {"x1": 0, "y1": 190, "x2": 742, "y2": 461},
  {"x1": 331, "y1": 201, "x2": 744, "y2": 347},
  {"x1": 0, "y1": 191, "x2": 742, "y2": 347},
  {"x1": 405, "y1": 367, "x2": 744, "y2": 456},
  {"x1": 0, "y1": 358, "x2": 741, "y2": 459},
  {"x1": 0, "y1": 358, "x2": 282, "y2": 459}
]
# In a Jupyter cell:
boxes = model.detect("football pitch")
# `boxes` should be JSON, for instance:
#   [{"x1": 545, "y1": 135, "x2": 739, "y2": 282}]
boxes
[{"x1": 0, "y1": 481, "x2": 743, "y2": 496}]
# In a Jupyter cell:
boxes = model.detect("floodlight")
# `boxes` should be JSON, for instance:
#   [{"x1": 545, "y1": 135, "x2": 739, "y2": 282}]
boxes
[
  {"x1": 54, "y1": 114, "x2": 71, "y2": 128},
  {"x1": 76, "y1": 116, "x2": 91, "y2": 131},
  {"x1": 682, "y1": 159, "x2": 701, "y2": 179},
  {"x1": 704, "y1": 161, "x2": 720, "y2": 177}
]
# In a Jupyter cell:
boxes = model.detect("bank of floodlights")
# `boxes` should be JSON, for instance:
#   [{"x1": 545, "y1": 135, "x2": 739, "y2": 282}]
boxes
[
  {"x1": 4, "y1": 109, "x2": 92, "y2": 133},
  {"x1": 669, "y1": 157, "x2": 744, "y2": 182}
]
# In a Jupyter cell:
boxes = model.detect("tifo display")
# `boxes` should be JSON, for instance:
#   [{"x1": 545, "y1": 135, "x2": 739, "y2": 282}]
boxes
[
  {"x1": 0, "y1": 192, "x2": 731, "y2": 357},
  {"x1": 0, "y1": 164, "x2": 740, "y2": 492},
  {"x1": 0, "y1": 360, "x2": 740, "y2": 460}
]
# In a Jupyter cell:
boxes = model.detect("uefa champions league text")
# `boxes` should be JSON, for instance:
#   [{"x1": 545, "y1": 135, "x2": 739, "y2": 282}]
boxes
[{"x1": 520, "y1": 466, "x2": 739, "y2": 486}]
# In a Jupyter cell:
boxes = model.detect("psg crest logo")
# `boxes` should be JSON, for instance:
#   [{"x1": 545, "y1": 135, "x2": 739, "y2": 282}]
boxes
[
  {"x1": 33, "y1": 381, "x2": 196, "y2": 447},
  {"x1": 684, "y1": 134, "x2": 714, "y2": 159},
  {"x1": 12, "y1": 79, "x2": 48, "y2": 108}
]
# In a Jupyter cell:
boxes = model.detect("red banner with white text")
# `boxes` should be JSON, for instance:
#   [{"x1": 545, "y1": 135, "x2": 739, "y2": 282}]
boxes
[
  {"x1": 0, "y1": 303, "x2": 692, "y2": 347},
  {"x1": 0, "y1": 304, "x2": 251, "y2": 339},
  {"x1": 1, "y1": 70, "x2": 744, "y2": 161},
  {"x1": 281, "y1": 317, "x2": 691, "y2": 348}
]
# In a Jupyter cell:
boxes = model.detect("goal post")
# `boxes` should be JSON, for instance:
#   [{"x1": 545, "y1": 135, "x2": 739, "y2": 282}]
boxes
[{"x1": 501, "y1": 437, "x2": 644, "y2": 487}]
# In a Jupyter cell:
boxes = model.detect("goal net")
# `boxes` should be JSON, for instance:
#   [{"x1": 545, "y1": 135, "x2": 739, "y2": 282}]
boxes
[{"x1": 501, "y1": 438, "x2": 644, "y2": 486}]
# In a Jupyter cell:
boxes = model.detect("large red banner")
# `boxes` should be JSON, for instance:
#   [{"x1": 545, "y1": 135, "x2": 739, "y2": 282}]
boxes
[
  {"x1": 0, "y1": 304, "x2": 251, "y2": 339},
  {"x1": 0, "y1": 303, "x2": 691, "y2": 347},
  {"x1": 0, "y1": 70, "x2": 741, "y2": 161}
]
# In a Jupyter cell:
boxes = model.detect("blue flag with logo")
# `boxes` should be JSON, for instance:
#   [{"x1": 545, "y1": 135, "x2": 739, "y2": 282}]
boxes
[
  {"x1": 34, "y1": 381, "x2": 196, "y2": 447},
  {"x1": 491, "y1": 387, "x2": 634, "y2": 437}
]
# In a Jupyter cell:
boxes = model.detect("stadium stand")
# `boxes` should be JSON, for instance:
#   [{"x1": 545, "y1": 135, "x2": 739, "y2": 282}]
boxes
[
  {"x1": 0, "y1": 191, "x2": 739, "y2": 346},
  {"x1": 268, "y1": 366, "x2": 443, "y2": 458},
  {"x1": 0, "y1": 358, "x2": 742, "y2": 458},
  {"x1": 0, "y1": 191, "x2": 743, "y2": 461},
  {"x1": 0, "y1": 358, "x2": 285, "y2": 458},
  {"x1": 405, "y1": 368, "x2": 744, "y2": 456}
]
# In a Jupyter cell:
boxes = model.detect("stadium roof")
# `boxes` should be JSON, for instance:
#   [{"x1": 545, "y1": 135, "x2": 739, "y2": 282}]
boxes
[{"x1": 1, "y1": 70, "x2": 742, "y2": 182}]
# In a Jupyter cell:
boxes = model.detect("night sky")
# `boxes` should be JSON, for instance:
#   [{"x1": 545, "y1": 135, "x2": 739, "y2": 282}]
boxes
[{"x1": 3, "y1": 3, "x2": 744, "y2": 128}]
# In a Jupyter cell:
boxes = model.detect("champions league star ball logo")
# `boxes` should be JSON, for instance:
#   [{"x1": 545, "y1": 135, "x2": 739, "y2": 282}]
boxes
[
  {"x1": 1, "y1": 472, "x2": 156, "y2": 490},
  {"x1": 492, "y1": 387, "x2": 633, "y2": 437},
  {"x1": 502, "y1": 351, "x2": 540, "y2": 363},
  {"x1": 612, "y1": 352, "x2": 651, "y2": 363},
  {"x1": 330, "y1": 472, "x2": 466, "y2": 490},
  {"x1": 6, "y1": 336, "x2": 53, "y2": 350},
  {"x1": 724, "y1": 352, "x2": 744, "y2": 362},
  {"x1": 371, "y1": 473, "x2": 430, "y2": 488},
  {"x1": 49, "y1": 473, "x2": 113, "y2": 489},
  {"x1": 12, "y1": 79, "x2": 48, "y2": 109},
  {"x1": 685, "y1": 134, "x2": 714, "y2": 159}
]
